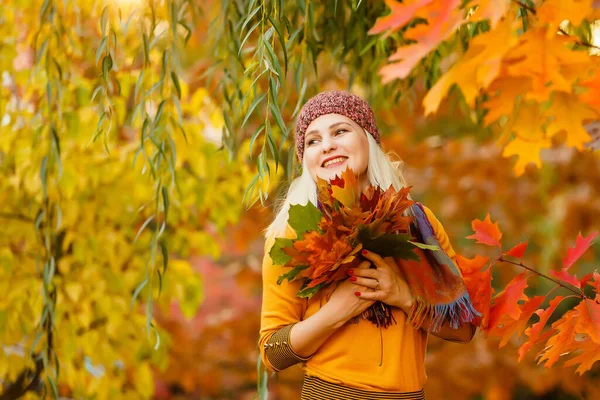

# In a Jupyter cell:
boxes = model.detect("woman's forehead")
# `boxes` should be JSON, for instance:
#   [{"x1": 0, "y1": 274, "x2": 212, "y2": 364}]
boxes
[{"x1": 306, "y1": 113, "x2": 356, "y2": 131}]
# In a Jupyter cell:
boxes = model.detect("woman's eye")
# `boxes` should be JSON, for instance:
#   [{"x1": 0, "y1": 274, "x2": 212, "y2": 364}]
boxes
[
  {"x1": 307, "y1": 139, "x2": 318, "y2": 146},
  {"x1": 335, "y1": 129, "x2": 347, "y2": 135}
]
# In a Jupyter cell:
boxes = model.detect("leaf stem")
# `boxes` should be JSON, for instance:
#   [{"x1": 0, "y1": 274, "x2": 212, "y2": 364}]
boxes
[
  {"x1": 511, "y1": 0, "x2": 536, "y2": 15},
  {"x1": 558, "y1": 27, "x2": 600, "y2": 51},
  {"x1": 498, "y1": 256, "x2": 587, "y2": 299}
]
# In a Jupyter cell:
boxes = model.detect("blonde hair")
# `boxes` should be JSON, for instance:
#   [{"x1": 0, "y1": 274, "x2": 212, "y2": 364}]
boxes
[{"x1": 265, "y1": 131, "x2": 410, "y2": 239}]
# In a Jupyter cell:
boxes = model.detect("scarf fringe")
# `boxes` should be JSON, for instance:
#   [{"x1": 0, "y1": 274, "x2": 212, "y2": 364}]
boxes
[{"x1": 408, "y1": 291, "x2": 481, "y2": 333}]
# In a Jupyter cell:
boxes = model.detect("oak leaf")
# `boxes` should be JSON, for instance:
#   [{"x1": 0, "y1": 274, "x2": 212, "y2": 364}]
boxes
[
  {"x1": 504, "y1": 240, "x2": 528, "y2": 259},
  {"x1": 465, "y1": 213, "x2": 502, "y2": 247}
]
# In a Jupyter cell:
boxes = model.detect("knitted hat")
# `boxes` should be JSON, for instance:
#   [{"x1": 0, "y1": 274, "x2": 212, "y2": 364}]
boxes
[{"x1": 295, "y1": 90, "x2": 381, "y2": 161}]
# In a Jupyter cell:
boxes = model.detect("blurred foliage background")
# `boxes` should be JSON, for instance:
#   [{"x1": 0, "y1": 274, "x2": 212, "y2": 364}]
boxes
[{"x1": 1, "y1": 0, "x2": 599, "y2": 399}]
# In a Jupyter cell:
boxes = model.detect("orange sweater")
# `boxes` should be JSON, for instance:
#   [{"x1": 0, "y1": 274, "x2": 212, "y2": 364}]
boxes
[{"x1": 259, "y1": 205, "x2": 461, "y2": 393}]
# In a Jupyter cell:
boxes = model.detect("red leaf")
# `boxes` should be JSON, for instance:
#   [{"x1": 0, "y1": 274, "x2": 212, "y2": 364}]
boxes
[
  {"x1": 518, "y1": 296, "x2": 565, "y2": 362},
  {"x1": 562, "y1": 231, "x2": 598, "y2": 271},
  {"x1": 549, "y1": 231, "x2": 597, "y2": 289},
  {"x1": 456, "y1": 254, "x2": 493, "y2": 328},
  {"x1": 537, "y1": 309, "x2": 578, "y2": 368},
  {"x1": 466, "y1": 213, "x2": 503, "y2": 247},
  {"x1": 488, "y1": 272, "x2": 529, "y2": 331},
  {"x1": 503, "y1": 240, "x2": 528, "y2": 258}
]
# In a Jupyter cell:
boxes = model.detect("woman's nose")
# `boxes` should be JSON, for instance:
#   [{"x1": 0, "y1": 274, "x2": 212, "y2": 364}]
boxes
[{"x1": 321, "y1": 136, "x2": 337, "y2": 153}]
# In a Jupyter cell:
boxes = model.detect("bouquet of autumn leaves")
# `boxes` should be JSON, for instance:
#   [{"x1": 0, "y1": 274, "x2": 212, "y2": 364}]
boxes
[{"x1": 270, "y1": 167, "x2": 438, "y2": 327}]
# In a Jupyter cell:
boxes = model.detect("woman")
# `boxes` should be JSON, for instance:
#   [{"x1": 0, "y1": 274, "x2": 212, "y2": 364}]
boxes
[{"x1": 259, "y1": 91, "x2": 477, "y2": 399}]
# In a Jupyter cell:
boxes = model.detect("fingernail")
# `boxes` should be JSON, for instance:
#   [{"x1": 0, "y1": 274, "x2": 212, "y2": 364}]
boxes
[
  {"x1": 361, "y1": 249, "x2": 368, "y2": 255},
  {"x1": 349, "y1": 276, "x2": 357, "y2": 282},
  {"x1": 346, "y1": 269, "x2": 354, "y2": 275},
  {"x1": 355, "y1": 291, "x2": 361, "y2": 297}
]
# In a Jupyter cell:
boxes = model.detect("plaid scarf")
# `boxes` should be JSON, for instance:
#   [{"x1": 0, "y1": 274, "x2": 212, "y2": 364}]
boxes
[{"x1": 400, "y1": 202, "x2": 480, "y2": 332}]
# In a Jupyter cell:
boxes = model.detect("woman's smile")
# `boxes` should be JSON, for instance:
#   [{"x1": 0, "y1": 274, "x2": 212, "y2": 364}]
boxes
[{"x1": 322, "y1": 156, "x2": 348, "y2": 168}]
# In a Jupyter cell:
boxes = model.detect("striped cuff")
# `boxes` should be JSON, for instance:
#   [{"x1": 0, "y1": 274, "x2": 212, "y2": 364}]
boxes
[{"x1": 263, "y1": 323, "x2": 312, "y2": 371}]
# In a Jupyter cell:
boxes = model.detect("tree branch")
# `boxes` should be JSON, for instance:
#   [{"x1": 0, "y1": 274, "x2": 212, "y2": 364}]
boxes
[
  {"x1": 498, "y1": 257, "x2": 587, "y2": 298},
  {"x1": 558, "y1": 27, "x2": 600, "y2": 51},
  {"x1": 511, "y1": 0, "x2": 536, "y2": 15}
]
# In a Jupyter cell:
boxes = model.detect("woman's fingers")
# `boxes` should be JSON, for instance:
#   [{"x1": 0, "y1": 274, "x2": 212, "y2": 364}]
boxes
[
  {"x1": 360, "y1": 249, "x2": 389, "y2": 270},
  {"x1": 350, "y1": 276, "x2": 379, "y2": 289},
  {"x1": 355, "y1": 290, "x2": 384, "y2": 301}
]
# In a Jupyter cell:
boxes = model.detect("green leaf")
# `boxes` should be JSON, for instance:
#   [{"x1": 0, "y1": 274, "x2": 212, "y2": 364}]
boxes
[
  {"x1": 249, "y1": 123, "x2": 265, "y2": 155},
  {"x1": 268, "y1": 15, "x2": 288, "y2": 75},
  {"x1": 297, "y1": 281, "x2": 326, "y2": 298},
  {"x1": 130, "y1": 278, "x2": 148, "y2": 310},
  {"x1": 408, "y1": 240, "x2": 439, "y2": 251},
  {"x1": 358, "y1": 229, "x2": 420, "y2": 261},
  {"x1": 134, "y1": 215, "x2": 155, "y2": 243},
  {"x1": 269, "y1": 238, "x2": 294, "y2": 265},
  {"x1": 161, "y1": 186, "x2": 169, "y2": 220},
  {"x1": 288, "y1": 203, "x2": 321, "y2": 237},
  {"x1": 154, "y1": 100, "x2": 166, "y2": 125},
  {"x1": 40, "y1": 155, "x2": 48, "y2": 198},
  {"x1": 243, "y1": 93, "x2": 266, "y2": 127},
  {"x1": 96, "y1": 36, "x2": 108, "y2": 65},
  {"x1": 101, "y1": 6, "x2": 109, "y2": 36},
  {"x1": 102, "y1": 54, "x2": 113, "y2": 81},
  {"x1": 277, "y1": 265, "x2": 309, "y2": 285},
  {"x1": 160, "y1": 240, "x2": 168, "y2": 275},
  {"x1": 171, "y1": 71, "x2": 181, "y2": 99}
]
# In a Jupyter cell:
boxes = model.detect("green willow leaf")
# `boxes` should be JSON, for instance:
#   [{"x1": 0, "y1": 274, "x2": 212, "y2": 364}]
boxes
[
  {"x1": 96, "y1": 37, "x2": 108, "y2": 65},
  {"x1": 171, "y1": 71, "x2": 181, "y2": 99}
]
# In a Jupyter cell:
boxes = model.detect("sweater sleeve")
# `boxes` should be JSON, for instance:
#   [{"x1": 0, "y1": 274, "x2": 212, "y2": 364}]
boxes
[
  {"x1": 421, "y1": 206, "x2": 476, "y2": 342},
  {"x1": 259, "y1": 234, "x2": 313, "y2": 372}
]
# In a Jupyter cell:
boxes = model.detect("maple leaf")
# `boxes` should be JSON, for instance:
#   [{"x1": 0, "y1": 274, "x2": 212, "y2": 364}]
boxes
[
  {"x1": 537, "y1": 0, "x2": 594, "y2": 30},
  {"x1": 502, "y1": 136, "x2": 552, "y2": 176},
  {"x1": 377, "y1": 0, "x2": 465, "y2": 82},
  {"x1": 503, "y1": 240, "x2": 528, "y2": 259},
  {"x1": 469, "y1": 0, "x2": 510, "y2": 28},
  {"x1": 482, "y1": 77, "x2": 533, "y2": 127},
  {"x1": 466, "y1": 213, "x2": 502, "y2": 247},
  {"x1": 562, "y1": 337, "x2": 600, "y2": 375},
  {"x1": 504, "y1": 27, "x2": 590, "y2": 102},
  {"x1": 545, "y1": 92, "x2": 598, "y2": 150},
  {"x1": 562, "y1": 231, "x2": 598, "y2": 271},
  {"x1": 488, "y1": 272, "x2": 530, "y2": 331},
  {"x1": 423, "y1": 14, "x2": 518, "y2": 114},
  {"x1": 574, "y1": 299, "x2": 600, "y2": 344},
  {"x1": 537, "y1": 308, "x2": 579, "y2": 368},
  {"x1": 487, "y1": 295, "x2": 545, "y2": 347},
  {"x1": 580, "y1": 68, "x2": 600, "y2": 113},
  {"x1": 456, "y1": 254, "x2": 492, "y2": 328},
  {"x1": 330, "y1": 167, "x2": 359, "y2": 209},
  {"x1": 550, "y1": 231, "x2": 598, "y2": 289},
  {"x1": 518, "y1": 296, "x2": 566, "y2": 362},
  {"x1": 368, "y1": 0, "x2": 433, "y2": 37}
]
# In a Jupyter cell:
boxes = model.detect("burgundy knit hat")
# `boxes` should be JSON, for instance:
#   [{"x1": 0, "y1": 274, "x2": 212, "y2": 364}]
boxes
[{"x1": 295, "y1": 90, "x2": 381, "y2": 161}]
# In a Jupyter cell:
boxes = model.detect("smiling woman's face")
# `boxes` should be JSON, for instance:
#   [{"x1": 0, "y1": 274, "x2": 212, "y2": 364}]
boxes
[{"x1": 303, "y1": 113, "x2": 370, "y2": 185}]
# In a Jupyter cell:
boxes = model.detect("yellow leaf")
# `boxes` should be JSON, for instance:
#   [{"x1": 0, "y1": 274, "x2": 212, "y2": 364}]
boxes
[
  {"x1": 483, "y1": 77, "x2": 532, "y2": 126},
  {"x1": 537, "y1": 0, "x2": 593, "y2": 29},
  {"x1": 505, "y1": 27, "x2": 590, "y2": 102},
  {"x1": 512, "y1": 102, "x2": 546, "y2": 141},
  {"x1": 423, "y1": 15, "x2": 518, "y2": 114},
  {"x1": 545, "y1": 92, "x2": 598, "y2": 149},
  {"x1": 502, "y1": 137, "x2": 551, "y2": 175}
]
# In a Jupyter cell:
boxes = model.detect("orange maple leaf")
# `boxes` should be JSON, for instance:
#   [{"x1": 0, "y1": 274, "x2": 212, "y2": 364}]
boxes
[
  {"x1": 376, "y1": 0, "x2": 465, "y2": 82},
  {"x1": 488, "y1": 272, "x2": 530, "y2": 332},
  {"x1": 368, "y1": 0, "x2": 432, "y2": 37},
  {"x1": 503, "y1": 240, "x2": 529, "y2": 259},
  {"x1": 550, "y1": 231, "x2": 598, "y2": 289},
  {"x1": 456, "y1": 254, "x2": 493, "y2": 328},
  {"x1": 466, "y1": 213, "x2": 503, "y2": 247},
  {"x1": 518, "y1": 296, "x2": 566, "y2": 362}
]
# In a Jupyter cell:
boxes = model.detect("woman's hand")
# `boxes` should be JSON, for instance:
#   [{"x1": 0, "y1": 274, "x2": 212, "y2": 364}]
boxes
[
  {"x1": 321, "y1": 260, "x2": 376, "y2": 326},
  {"x1": 348, "y1": 249, "x2": 414, "y2": 314}
]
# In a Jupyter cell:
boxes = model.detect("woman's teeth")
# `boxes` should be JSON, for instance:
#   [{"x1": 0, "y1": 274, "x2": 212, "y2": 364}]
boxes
[{"x1": 323, "y1": 157, "x2": 347, "y2": 167}]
